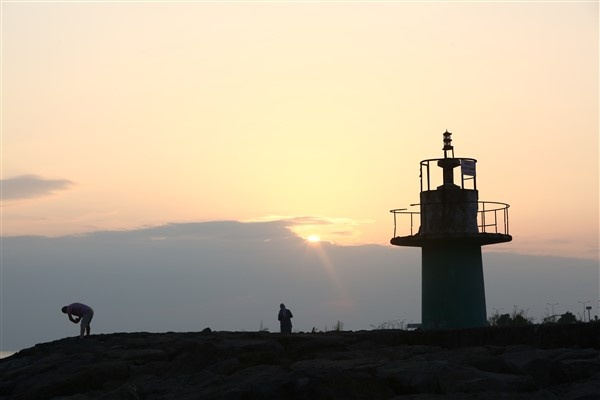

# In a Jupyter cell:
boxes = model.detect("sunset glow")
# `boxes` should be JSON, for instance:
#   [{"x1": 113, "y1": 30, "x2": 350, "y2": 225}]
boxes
[
  {"x1": 1, "y1": 1, "x2": 597, "y2": 260},
  {"x1": 307, "y1": 235, "x2": 321, "y2": 243}
]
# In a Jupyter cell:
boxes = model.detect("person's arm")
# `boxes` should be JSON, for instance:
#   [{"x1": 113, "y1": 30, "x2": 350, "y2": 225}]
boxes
[{"x1": 68, "y1": 313, "x2": 80, "y2": 323}]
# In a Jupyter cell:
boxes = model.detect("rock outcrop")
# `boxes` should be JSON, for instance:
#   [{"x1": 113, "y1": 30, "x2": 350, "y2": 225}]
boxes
[{"x1": 1, "y1": 324, "x2": 599, "y2": 399}]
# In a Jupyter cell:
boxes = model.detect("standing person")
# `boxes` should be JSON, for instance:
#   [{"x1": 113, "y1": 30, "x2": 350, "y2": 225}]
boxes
[
  {"x1": 278, "y1": 303, "x2": 293, "y2": 333},
  {"x1": 61, "y1": 302, "x2": 94, "y2": 338}
]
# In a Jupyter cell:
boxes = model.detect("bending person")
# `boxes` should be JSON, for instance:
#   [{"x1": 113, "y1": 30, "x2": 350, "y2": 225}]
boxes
[{"x1": 61, "y1": 302, "x2": 94, "y2": 338}]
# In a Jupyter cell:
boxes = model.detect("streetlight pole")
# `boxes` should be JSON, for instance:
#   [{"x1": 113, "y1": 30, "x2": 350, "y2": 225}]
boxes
[
  {"x1": 547, "y1": 302, "x2": 558, "y2": 322},
  {"x1": 586, "y1": 306, "x2": 592, "y2": 323},
  {"x1": 578, "y1": 301, "x2": 590, "y2": 322}
]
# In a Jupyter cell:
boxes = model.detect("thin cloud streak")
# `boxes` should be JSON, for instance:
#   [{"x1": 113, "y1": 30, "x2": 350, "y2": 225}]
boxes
[{"x1": 1, "y1": 175, "x2": 75, "y2": 201}]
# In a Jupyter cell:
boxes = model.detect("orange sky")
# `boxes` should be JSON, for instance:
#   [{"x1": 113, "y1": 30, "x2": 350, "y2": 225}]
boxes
[{"x1": 2, "y1": 1, "x2": 598, "y2": 260}]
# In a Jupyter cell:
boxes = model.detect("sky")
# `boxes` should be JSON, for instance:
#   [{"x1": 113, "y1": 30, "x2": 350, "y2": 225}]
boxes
[{"x1": 1, "y1": 2, "x2": 598, "y2": 352}]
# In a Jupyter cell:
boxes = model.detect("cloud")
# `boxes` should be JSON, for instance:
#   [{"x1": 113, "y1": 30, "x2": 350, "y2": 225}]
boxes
[
  {"x1": 246, "y1": 215, "x2": 373, "y2": 244},
  {"x1": 1, "y1": 175, "x2": 75, "y2": 201},
  {"x1": 1, "y1": 220, "x2": 598, "y2": 352},
  {"x1": 1, "y1": 221, "x2": 420, "y2": 350},
  {"x1": 79, "y1": 220, "x2": 298, "y2": 243}
]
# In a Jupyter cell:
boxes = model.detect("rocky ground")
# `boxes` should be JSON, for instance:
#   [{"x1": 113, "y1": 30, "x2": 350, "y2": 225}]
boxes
[{"x1": 1, "y1": 324, "x2": 600, "y2": 400}]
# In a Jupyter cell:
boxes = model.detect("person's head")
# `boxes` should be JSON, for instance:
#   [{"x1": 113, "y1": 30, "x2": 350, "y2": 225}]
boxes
[
  {"x1": 61, "y1": 306, "x2": 68, "y2": 314},
  {"x1": 280, "y1": 303, "x2": 285, "y2": 309}
]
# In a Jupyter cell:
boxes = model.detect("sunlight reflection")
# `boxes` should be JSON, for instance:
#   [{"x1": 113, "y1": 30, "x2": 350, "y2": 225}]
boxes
[{"x1": 307, "y1": 240, "x2": 354, "y2": 314}]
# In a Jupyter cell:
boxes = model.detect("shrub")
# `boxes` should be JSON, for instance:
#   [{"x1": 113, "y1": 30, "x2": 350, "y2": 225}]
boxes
[
  {"x1": 557, "y1": 311, "x2": 577, "y2": 324},
  {"x1": 489, "y1": 306, "x2": 534, "y2": 326},
  {"x1": 370, "y1": 319, "x2": 406, "y2": 330}
]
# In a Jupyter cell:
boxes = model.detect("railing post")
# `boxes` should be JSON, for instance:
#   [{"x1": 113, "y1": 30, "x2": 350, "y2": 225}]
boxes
[
  {"x1": 494, "y1": 210, "x2": 498, "y2": 234},
  {"x1": 481, "y1": 202, "x2": 486, "y2": 233},
  {"x1": 420, "y1": 164, "x2": 423, "y2": 192}
]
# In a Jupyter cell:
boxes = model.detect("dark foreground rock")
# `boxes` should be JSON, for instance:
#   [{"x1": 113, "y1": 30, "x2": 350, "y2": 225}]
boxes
[{"x1": 2, "y1": 324, "x2": 600, "y2": 400}]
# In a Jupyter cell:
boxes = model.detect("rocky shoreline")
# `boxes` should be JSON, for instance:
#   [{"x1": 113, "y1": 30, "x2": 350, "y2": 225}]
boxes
[{"x1": 1, "y1": 324, "x2": 599, "y2": 399}]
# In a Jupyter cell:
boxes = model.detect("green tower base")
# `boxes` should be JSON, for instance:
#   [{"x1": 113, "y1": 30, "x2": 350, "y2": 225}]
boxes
[{"x1": 421, "y1": 242, "x2": 487, "y2": 330}]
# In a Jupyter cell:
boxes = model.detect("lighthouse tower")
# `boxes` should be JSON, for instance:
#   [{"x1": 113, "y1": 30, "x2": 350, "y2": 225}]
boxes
[{"x1": 390, "y1": 131, "x2": 512, "y2": 330}]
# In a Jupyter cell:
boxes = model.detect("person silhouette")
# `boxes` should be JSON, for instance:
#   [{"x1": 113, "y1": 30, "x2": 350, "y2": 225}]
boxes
[
  {"x1": 61, "y1": 302, "x2": 94, "y2": 338},
  {"x1": 278, "y1": 303, "x2": 293, "y2": 333}
]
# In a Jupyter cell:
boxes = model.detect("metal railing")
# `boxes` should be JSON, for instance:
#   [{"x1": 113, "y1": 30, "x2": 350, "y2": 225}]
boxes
[
  {"x1": 420, "y1": 157, "x2": 478, "y2": 191},
  {"x1": 390, "y1": 201, "x2": 510, "y2": 238}
]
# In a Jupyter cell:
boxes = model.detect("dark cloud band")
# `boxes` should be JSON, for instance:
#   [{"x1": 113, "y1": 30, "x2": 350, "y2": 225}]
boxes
[{"x1": 1, "y1": 175, "x2": 75, "y2": 200}]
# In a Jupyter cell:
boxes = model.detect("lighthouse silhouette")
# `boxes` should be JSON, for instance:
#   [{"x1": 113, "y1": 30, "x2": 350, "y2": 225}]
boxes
[{"x1": 390, "y1": 131, "x2": 512, "y2": 330}]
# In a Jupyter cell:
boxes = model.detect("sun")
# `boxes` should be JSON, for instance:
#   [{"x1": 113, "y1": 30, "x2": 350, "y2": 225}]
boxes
[{"x1": 307, "y1": 234, "x2": 321, "y2": 243}]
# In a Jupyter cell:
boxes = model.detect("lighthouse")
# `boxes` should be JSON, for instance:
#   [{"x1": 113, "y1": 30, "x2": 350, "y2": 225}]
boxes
[{"x1": 390, "y1": 131, "x2": 512, "y2": 330}]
